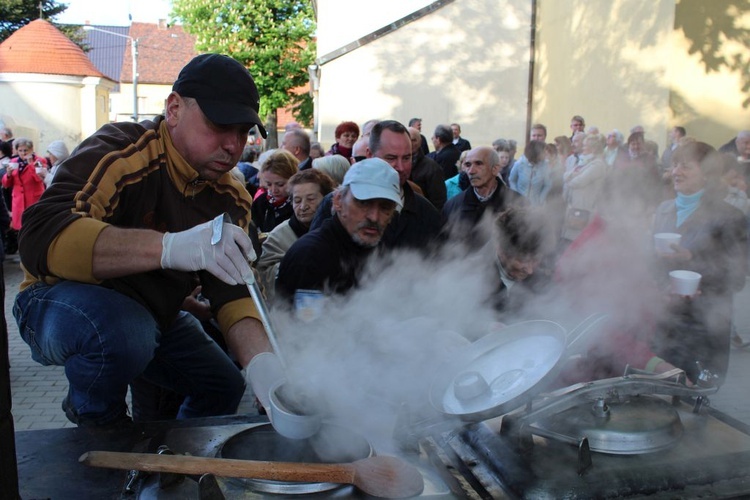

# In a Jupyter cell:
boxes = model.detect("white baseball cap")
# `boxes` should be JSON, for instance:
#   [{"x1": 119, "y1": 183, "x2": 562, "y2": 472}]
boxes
[{"x1": 342, "y1": 158, "x2": 402, "y2": 209}]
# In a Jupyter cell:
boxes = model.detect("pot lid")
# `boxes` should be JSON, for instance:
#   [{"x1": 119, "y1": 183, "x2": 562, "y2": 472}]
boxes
[
  {"x1": 429, "y1": 320, "x2": 567, "y2": 421},
  {"x1": 531, "y1": 395, "x2": 684, "y2": 455}
]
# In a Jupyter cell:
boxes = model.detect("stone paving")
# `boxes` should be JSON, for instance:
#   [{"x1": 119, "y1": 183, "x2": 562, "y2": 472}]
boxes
[{"x1": 5, "y1": 257, "x2": 750, "y2": 431}]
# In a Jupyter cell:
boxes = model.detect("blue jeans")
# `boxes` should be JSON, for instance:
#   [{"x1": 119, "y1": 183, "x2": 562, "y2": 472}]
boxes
[{"x1": 13, "y1": 281, "x2": 245, "y2": 425}]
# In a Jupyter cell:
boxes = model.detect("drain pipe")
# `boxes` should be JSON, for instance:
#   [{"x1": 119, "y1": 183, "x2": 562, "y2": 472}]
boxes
[{"x1": 525, "y1": 0, "x2": 538, "y2": 142}]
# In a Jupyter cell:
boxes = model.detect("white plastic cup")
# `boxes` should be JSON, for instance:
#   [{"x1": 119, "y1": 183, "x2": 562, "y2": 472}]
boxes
[
  {"x1": 654, "y1": 233, "x2": 682, "y2": 254},
  {"x1": 669, "y1": 270, "x2": 701, "y2": 296}
]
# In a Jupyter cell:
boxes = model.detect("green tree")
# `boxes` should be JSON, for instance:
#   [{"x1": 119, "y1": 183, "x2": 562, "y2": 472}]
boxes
[
  {"x1": 0, "y1": 0, "x2": 87, "y2": 49},
  {"x1": 676, "y1": 0, "x2": 750, "y2": 108},
  {"x1": 172, "y1": 0, "x2": 316, "y2": 146}
]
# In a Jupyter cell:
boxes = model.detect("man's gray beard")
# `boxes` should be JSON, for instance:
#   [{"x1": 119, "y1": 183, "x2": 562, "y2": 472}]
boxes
[
  {"x1": 351, "y1": 229, "x2": 382, "y2": 248},
  {"x1": 351, "y1": 234, "x2": 381, "y2": 248}
]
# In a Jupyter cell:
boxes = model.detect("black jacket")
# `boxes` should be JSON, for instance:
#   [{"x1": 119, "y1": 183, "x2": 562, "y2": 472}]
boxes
[
  {"x1": 454, "y1": 137, "x2": 472, "y2": 153},
  {"x1": 441, "y1": 179, "x2": 524, "y2": 245},
  {"x1": 411, "y1": 151, "x2": 448, "y2": 210},
  {"x1": 428, "y1": 144, "x2": 461, "y2": 180},
  {"x1": 251, "y1": 194, "x2": 294, "y2": 233},
  {"x1": 276, "y1": 215, "x2": 374, "y2": 302}
]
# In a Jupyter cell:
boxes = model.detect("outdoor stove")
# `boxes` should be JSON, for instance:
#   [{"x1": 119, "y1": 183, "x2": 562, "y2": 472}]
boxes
[
  {"x1": 12, "y1": 315, "x2": 750, "y2": 499},
  {"x1": 422, "y1": 374, "x2": 750, "y2": 499},
  {"x1": 12, "y1": 371, "x2": 750, "y2": 499}
]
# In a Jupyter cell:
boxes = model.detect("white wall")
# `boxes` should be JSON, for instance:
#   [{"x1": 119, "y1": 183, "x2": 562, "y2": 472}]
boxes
[
  {"x1": 109, "y1": 82, "x2": 171, "y2": 123},
  {"x1": 316, "y1": 0, "x2": 532, "y2": 150},
  {"x1": 534, "y1": 0, "x2": 675, "y2": 152},
  {"x1": 0, "y1": 73, "x2": 113, "y2": 154}
]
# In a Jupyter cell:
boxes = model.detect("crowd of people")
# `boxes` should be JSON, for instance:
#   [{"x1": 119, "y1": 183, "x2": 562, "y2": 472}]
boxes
[
  {"x1": 0, "y1": 131, "x2": 70, "y2": 260},
  {"x1": 245, "y1": 114, "x2": 750, "y2": 387},
  {"x1": 6, "y1": 53, "x2": 750, "y2": 432}
]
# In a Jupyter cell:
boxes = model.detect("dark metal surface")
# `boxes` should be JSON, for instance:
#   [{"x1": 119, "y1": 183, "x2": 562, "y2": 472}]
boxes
[
  {"x1": 0, "y1": 262, "x2": 19, "y2": 500},
  {"x1": 14, "y1": 415, "x2": 266, "y2": 500},
  {"x1": 16, "y1": 426, "x2": 144, "y2": 499}
]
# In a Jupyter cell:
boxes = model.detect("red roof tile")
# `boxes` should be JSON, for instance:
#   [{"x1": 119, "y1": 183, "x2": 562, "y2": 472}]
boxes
[
  {"x1": 121, "y1": 22, "x2": 197, "y2": 85},
  {"x1": 0, "y1": 19, "x2": 106, "y2": 78}
]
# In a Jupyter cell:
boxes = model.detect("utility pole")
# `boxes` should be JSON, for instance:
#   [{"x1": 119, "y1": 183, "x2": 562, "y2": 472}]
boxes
[{"x1": 83, "y1": 26, "x2": 139, "y2": 122}]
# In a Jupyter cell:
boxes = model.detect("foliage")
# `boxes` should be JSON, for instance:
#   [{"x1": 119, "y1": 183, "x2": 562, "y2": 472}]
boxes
[
  {"x1": 675, "y1": 0, "x2": 750, "y2": 108},
  {"x1": 172, "y1": 0, "x2": 317, "y2": 130},
  {"x1": 0, "y1": 0, "x2": 87, "y2": 50}
]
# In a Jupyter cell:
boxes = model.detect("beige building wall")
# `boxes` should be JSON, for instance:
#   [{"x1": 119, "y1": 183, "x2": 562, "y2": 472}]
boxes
[
  {"x1": 317, "y1": 0, "x2": 750, "y2": 155},
  {"x1": 315, "y1": 0, "x2": 532, "y2": 150},
  {"x1": 534, "y1": 0, "x2": 750, "y2": 152},
  {"x1": 0, "y1": 73, "x2": 113, "y2": 154},
  {"x1": 109, "y1": 82, "x2": 171, "y2": 123},
  {"x1": 533, "y1": 0, "x2": 675, "y2": 153}
]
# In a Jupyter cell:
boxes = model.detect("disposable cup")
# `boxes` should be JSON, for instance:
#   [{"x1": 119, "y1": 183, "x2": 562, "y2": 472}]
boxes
[
  {"x1": 654, "y1": 233, "x2": 682, "y2": 254},
  {"x1": 669, "y1": 270, "x2": 701, "y2": 296}
]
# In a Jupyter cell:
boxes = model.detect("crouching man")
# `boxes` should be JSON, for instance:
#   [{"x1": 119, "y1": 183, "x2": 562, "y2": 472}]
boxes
[{"x1": 13, "y1": 54, "x2": 283, "y2": 428}]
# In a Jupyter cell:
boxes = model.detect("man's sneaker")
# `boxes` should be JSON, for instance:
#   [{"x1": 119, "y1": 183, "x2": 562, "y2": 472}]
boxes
[
  {"x1": 62, "y1": 392, "x2": 133, "y2": 430},
  {"x1": 61, "y1": 393, "x2": 79, "y2": 425},
  {"x1": 732, "y1": 332, "x2": 750, "y2": 349}
]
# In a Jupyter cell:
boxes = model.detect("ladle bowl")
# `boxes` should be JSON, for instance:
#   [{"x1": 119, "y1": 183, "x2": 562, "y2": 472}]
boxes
[{"x1": 269, "y1": 381, "x2": 322, "y2": 440}]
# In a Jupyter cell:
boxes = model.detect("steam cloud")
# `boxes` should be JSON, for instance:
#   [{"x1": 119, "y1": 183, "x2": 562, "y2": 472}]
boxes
[{"x1": 267, "y1": 204, "x2": 697, "y2": 448}]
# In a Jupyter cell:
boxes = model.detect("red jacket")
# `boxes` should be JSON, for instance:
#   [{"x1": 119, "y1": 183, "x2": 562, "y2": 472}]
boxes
[
  {"x1": 2, "y1": 154, "x2": 47, "y2": 230},
  {"x1": 554, "y1": 215, "x2": 662, "y2": 383}
]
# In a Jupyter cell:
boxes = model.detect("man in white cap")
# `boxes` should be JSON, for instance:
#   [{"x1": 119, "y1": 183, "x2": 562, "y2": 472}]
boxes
[
  {"x1": 276, "y1": 158, "x2": 401, "y2": 301},
  {"x1": 14, "y1": 53, "x2": 278, "y2": 428}
]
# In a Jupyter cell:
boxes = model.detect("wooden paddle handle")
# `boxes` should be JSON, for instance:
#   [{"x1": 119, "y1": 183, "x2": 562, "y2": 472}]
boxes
[{"x1": 80, "y1": 451, "x2": 355, "y2": 484}]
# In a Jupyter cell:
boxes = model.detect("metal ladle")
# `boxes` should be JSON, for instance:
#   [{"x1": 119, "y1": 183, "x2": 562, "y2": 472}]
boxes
[
  {"x1": 211, "y1": 213, "x2": 322, "y2": 439},
  {"x1": 210, "y1": 213, "x2": 286, "y2": 364}
]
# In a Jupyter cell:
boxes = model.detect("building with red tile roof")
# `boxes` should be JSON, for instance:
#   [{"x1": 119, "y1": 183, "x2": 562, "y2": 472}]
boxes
[
  {"x1": 0, "y1": 19, "x2": 115, "y2": 155},
  {"x1": 91, "y1": 21, "x2": 197, "y2": 121}
]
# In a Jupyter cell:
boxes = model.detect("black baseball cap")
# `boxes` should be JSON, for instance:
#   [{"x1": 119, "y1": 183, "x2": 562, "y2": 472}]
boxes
[{"x1": 172, "y1": 53, "x2": 267, "y2": 138}]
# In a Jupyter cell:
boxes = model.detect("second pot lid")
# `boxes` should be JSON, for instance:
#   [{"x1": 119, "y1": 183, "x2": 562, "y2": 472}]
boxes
[{"x1": 530, "y1": 395, "x2": 684, "y2": 455}]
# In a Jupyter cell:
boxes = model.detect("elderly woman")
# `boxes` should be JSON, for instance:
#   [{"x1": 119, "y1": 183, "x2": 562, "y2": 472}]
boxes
[
  {"x1": 508, "y1": 140, "x2": 551, "y2": 206},
  {"x1": 612, "y1": 131, "x2": 661, "y2": 211},
  {"x1": 256, "y1": 169, "x2": 335, "y2": 303},
  {"x1": 251, "y1": 149, "x2": 299, "y2": 234},
  {"x1": 445, "y1": 150, "x2": 471, "y2": 200},
  {"x1": 604, "y1": 129, "x2": 623, "y2": 166},
  {"x1": 310, "y1": 142, "x2": 325, "y2": 159},
  {"x1": 652, "y1": 142, "x2": 748, "y2": 384},
  {"x1": 312, "y1": 155, "x2": 350, "y2": 186},
  {"x1": 2, "y1": 137, "x2": 47, "y2": 232},
  {"x1": 561, "y1": 133, "x2": 608, "y2": 242},
  {"x1": 44, "y1": 140, "x2": 70, "y2": 188},
  {"x1": 326, "y1": 121, "x2": 359, "y2": 159}
]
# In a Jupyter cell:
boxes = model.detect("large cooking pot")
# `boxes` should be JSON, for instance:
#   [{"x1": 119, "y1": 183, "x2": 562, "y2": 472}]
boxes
[{"x1": 429, "y1": 314, "x2": 608, "y2": 422}]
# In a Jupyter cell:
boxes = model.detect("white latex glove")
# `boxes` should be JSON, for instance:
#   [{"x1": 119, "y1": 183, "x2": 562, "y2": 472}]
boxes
[
  {"x1": 244, "y1": 352, "x2": 286, "y2": 414},
  {"x1": 161, "y1": 220, "x2": 256, "y2": 285}
]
